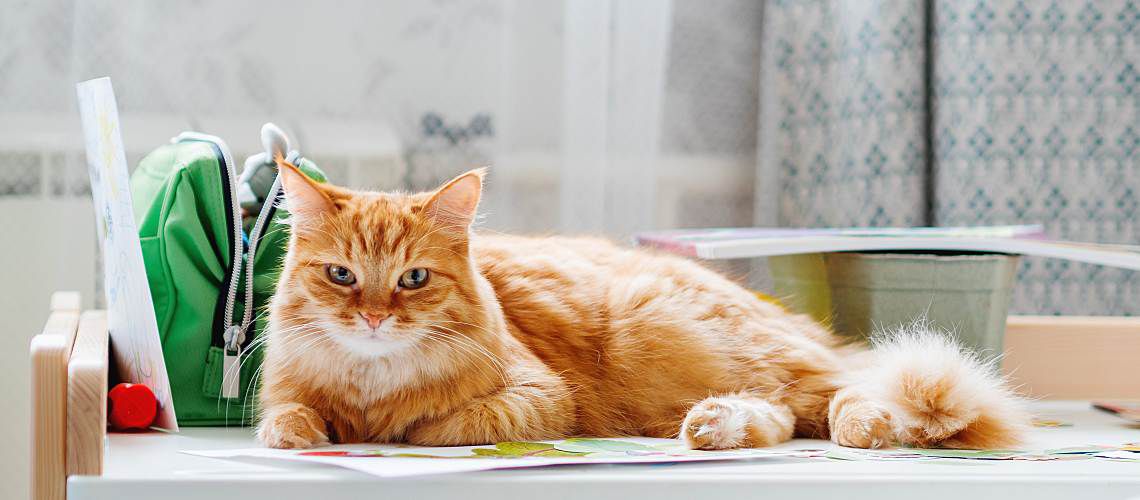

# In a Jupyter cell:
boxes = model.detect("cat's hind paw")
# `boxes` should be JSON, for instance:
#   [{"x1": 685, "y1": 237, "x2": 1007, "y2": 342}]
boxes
[
  {"x1": 257, "y1": 403, "x2": 329, "y2": 449},
  {"x1": 829, "y1": 398, "x2": 893, "y2": 449}
]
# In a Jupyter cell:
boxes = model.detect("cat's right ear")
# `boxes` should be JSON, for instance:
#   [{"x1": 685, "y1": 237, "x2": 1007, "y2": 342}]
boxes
[
  {"x1": 276, "y1": 158, "x2": 335, "y2": 227},
  {"x1": 422, "y1": 167, "x2": 485, "y2": 232}
]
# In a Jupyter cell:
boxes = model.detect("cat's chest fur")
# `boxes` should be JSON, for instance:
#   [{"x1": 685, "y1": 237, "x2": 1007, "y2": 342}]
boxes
[
  {"x1": 313, "y1": 353, "x2": 491, "y2": 442},
  {"x1": 342, "y1": 356, "x2": 417, "y2": 400}
]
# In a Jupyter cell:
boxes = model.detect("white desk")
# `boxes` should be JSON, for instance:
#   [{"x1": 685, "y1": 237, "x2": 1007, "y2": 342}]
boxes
[{"x1": 69, "y1": 401, "x2": 1140, "y2": 500}]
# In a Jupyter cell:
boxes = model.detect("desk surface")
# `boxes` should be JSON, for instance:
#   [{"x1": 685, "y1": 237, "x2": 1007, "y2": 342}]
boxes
[{"x1": 70, "y1": 401, "x2": 1140, "y2": 500}]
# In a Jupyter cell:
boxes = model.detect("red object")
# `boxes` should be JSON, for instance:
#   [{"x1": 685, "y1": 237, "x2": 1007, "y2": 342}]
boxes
[{"x1": 108, "y1": 383, "x2": 158, "y2": 430}]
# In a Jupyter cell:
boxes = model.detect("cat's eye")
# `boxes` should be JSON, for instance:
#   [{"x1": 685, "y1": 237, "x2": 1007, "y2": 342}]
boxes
[
  {"x1": 325, "y1": 265, "x2": 357, "y2": 286},
  {"x1": 399, "y1": 268, "x2": 430, "y2": 289}
]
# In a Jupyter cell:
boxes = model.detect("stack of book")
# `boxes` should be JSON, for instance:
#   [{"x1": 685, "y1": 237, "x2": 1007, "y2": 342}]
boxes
[{"x1": 635, "y1": 225, "x2": 1140, "y2": 352}]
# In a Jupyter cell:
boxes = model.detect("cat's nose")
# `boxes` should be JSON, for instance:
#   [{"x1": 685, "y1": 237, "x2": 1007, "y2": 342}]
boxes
[{"x1": 360, "y1": 312, "x2": 390, "y2": 330}]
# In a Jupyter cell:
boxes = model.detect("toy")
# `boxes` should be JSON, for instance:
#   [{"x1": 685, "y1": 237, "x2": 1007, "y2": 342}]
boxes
[{"x1": 107, "y1": 383, "x2": 158, "y2": 430}]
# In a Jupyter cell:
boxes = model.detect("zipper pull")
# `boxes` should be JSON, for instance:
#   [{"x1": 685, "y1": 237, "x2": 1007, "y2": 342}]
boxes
[{"x1": 221, "y1": 325, "x2": 245, "y2": 399}]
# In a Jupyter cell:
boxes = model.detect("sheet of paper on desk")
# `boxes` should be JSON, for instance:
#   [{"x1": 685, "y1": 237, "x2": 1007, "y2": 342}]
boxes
[
  {"x1": 185, "y1": 437, "x2": 1140, "y2": 476},
  {"x1": 633, "y1": 225, "x2": 1140, "y2": 270},
  {"x1": 77, "y1": 77, "x2": 178, "y2": 431},
  {"x1": 184, "y1": 438, "x2": 826, "y2": 477}
]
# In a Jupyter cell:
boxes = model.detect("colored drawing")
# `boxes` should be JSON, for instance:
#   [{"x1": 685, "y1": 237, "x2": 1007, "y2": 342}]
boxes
[
  {"x1": 186, "y1": 437, "x2": 826, "y2": 477},
  {"x1": 77, "y1": 77, "x2": 178, "y2": 431}
]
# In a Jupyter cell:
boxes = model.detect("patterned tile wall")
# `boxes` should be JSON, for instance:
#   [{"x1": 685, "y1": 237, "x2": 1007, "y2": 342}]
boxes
[
  {"x1": 933, "y1": 0, "x2": 1140, "y2": 314},
  {"x1": 761, "y1": 0, "x2": 929, "y2": 228}
]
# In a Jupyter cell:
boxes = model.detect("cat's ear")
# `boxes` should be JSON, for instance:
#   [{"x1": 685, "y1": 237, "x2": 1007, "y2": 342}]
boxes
[
  {"x1": 276, "y1": 157, "x2": 335, "y2": 227},
  {"x1": 423, "y1": 167, "x2": 486, "y2": 231}
]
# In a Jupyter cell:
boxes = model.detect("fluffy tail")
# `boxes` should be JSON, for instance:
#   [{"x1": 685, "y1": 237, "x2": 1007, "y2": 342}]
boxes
[{"x1": 841, "y1": 321, "x2": 1030, "y2": 449}]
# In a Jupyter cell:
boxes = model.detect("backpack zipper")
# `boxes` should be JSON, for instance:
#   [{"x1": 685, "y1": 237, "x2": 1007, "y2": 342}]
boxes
[
  {"x1": 240, "y1": 151, "x2": 299, "y2": 333},
  {"x1": 173, "y1": 132, "x2": 244, "y2": 399}
]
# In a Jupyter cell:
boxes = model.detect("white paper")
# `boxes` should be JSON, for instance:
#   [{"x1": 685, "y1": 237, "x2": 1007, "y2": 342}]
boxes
[
  {"x1": 635, "y1": 226, "x2": 1140, "y2": 268},
  {"x1": 77, "y1": 77, "x2": 179, "y2": 431},
  {"x1": 183, "y1": 437, "x2": 824, "y2": 477}
]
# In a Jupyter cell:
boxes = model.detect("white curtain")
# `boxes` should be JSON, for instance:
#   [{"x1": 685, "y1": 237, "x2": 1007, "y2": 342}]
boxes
[
  {"x1": 1, "y1": 0, "x2": 769, "y2": 343},
  {"x1": 12, "y1": 0, "x2": 762, "y2": 240},
  {"x1": 489, "y1": 0, "x2": 763, "y2": 237}
]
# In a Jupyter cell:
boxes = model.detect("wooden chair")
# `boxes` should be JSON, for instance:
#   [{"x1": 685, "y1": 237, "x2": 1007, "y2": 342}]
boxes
[
  {"x1": 1003, "y1": 316, "x2": 1140, "y2": 400},
  {"x1": 30, "y1": 292, "x2": 108, "y2": 500}
]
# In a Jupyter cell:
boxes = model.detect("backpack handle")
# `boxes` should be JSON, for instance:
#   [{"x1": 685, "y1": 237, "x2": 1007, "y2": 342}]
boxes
[{"x1": 261, "y1": 122, "x2": 291, "y2": 161}]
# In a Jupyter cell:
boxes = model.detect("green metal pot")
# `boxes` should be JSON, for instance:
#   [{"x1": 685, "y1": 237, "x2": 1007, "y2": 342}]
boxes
[{"x1": 768, "y1": 251, "x2": 1020, "y2": 355}]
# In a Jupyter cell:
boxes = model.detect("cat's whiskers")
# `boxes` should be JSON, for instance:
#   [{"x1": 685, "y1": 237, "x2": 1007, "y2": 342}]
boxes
[
  {"x1": 214, "y1": 324, "x2": 312, "y2": 406},
  {"x1": 220, "y1": 324, "x2": 325, "y2": 398},
  {"x1": 427, "y1": 318, "x2": 504, "y2": 337},
  {"x1": 212, "y1": 314, "x2": 317, "y2": 416},
  {"x1": 282, "y1": 327, "x2": 338, "y2": 357},
  {"x1": 422, "y1": 330, "x2": 508, "y2": 381},
  {"x1": 419, "y1": 331, "x2": 512, "y2": 389},
  {"x1": 244, "y1": 333, "x2": 338, "y2": 421},
  {"x1": 403, "y1": 320, "x2": 512, "y2": 385}
]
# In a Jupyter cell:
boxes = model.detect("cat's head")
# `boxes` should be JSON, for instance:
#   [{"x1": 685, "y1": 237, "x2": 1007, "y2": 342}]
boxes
[{"x1": 273, "y1": 163, "x2": 488, "y2": 358}]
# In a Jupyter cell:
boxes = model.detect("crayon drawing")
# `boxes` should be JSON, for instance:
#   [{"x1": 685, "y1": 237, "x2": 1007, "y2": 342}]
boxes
[{"x1": 77, "y1": 77, "x2": 178, "y2": 431}]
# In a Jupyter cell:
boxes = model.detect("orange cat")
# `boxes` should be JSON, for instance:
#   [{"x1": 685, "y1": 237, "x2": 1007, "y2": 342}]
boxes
[{"x1": 256, "y1": 164, "x2": 1028, "y2": 451}]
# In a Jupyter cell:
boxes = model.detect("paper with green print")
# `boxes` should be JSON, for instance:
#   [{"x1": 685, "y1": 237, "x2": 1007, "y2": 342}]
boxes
[
  {"x1": 185, "y1": 436, "x2": 1140, "y2": 476},
  {"x1": 184, "y1": 437, "x2": 827, "y2": 477}
]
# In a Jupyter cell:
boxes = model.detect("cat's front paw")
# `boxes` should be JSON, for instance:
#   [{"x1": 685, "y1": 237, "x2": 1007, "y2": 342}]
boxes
[
  {"x1": 681, "y1": 396, "x2": 795, "y2": 450},
  {"x1": 257, "y1": 403, "x2": 329, "y2": 449},
  {"x1": 682, "y1": 400, "x2": 748, "y2": 450}
]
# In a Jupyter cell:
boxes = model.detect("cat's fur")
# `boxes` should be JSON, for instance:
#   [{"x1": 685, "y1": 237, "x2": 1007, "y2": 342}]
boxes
[{"x1": 256, "y1": 164, "x2": 1028, "y2": 450}]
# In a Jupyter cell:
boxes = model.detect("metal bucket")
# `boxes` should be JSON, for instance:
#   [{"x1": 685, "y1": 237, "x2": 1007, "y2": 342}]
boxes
[{"x1": 768, "y1": 251, "x2": 1020, "y2": 355}]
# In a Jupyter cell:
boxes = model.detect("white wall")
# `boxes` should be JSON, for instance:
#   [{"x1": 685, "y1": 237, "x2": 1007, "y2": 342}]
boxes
[
  {"x1": 0, "y1": 1, "x2": 763, "y2": 497},
  {"x1": 0, "y1": 200, "x2": 97, "y2": 500}
]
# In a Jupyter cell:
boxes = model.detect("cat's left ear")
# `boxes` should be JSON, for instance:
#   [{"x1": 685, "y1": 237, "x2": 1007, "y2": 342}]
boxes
[{"x1": 423, "y1": 167, "x2": 486, "y2": 231}]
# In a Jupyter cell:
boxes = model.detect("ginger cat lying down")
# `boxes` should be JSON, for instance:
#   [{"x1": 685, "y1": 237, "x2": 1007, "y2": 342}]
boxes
[{"x1": 256, "y1": 165, "x2": 1028, "y2": 451}]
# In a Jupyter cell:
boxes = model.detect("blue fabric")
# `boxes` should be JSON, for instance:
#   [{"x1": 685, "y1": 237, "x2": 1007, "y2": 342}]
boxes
[
  {"x1": 762, "y1": 0, "x2": 928, "y2": 229},
  {"x1": 764, "y1": 0, "x2": 1140, "y2": 314},
  {"x1": 933, "y1": 0, "x2": 1140, "y2": 314}
]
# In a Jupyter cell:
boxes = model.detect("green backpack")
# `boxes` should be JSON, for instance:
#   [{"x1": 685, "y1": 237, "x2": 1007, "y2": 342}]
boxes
[{"x1": 130, "y1": 125, "x2": 326, "y2": 426}]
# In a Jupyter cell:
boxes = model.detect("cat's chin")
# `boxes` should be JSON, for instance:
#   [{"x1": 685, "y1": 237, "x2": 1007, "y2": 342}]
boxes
[{"x1": 328, "y1": 331, "x2": 418, "y2": 358}]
